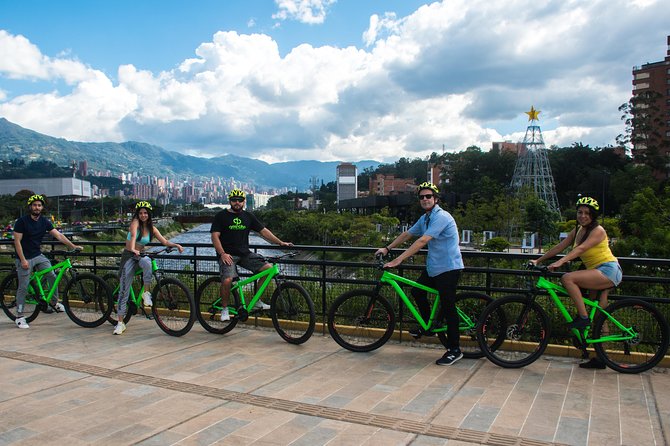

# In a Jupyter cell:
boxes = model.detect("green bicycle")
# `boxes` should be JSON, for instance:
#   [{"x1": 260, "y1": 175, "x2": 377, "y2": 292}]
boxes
[
  {"x1": 476, "y1": 264, "x2": 670, "y2": 373},
  {"x1": 0, "y1": 249, "x2": 113, "y2": 327},
  {"x1": 103, "y1": 247, "x2": 195, "y2": 337},
  {"x1": 195, "y1": 252, "x2": 315, "y2": 345},
  {"x1": 327, "y1": 256, "x2": 496, "y2": 356}
]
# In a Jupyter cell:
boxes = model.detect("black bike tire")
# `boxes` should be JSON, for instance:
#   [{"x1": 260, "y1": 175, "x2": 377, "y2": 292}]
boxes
[
  {"x1": 593, "y1": 299, "x2": 670, "y2": 374},
  {"x1": 476, "y1": 295, "x2": 551, "y2": 368},
  {"x1": 151, "y1": 277, "x2": 196, "y2": 337},
  {"x1": 327, "y1": 290, "x2": 396, "y2": 352},
  {"x1": 102, "y1": 273, "x2": 135, "y2": 325},
  {"x1": 0, "y1": 271, "x2": 41, "y2": 323},
  {"x1": 195, "y1": 276, "x2": 239, "y2": 334},
  {"x1": 270, "y1": 281, "x2": 315, "y2": 345},
  {"x1": 436, "y1": 292, "x2": 495, "y2": 359},
  {"x1": 62, "y1": 272, "x2": 113, "y2": 327}
]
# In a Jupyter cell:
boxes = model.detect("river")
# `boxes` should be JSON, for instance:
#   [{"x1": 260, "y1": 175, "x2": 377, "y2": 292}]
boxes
[{"x1": 163, "y1": 224, "x2": 287, "y2": 259}]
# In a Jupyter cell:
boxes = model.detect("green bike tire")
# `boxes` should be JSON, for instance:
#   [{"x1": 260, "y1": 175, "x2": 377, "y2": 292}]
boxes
[
  {"x1": 0, "y1": 271, "x2": 41, "y2": 323},
  {"x1": 63, "y1": 272, "x2": 113, "y2": 328},
  {"x1": 476, "y1": 295, "x2": 551, "y2": 368},
  {"x1": 327, "y1": 290, "x2": 396, "y2": 352},
  {"x1": 195, "y1": 276, "x2": 239, "y2": 334},
  {"x1": 593, "y1": 298, "x2": 670, "y2": 374},
  {"x1": 270, "y1": 281, "x2": 315, "y2": 345}
]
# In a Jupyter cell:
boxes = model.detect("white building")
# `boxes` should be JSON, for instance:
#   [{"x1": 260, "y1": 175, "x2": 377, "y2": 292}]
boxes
[
  {"x1": 0, "y1": 177, "x2": 92, "y2": 199},
  {"x1": 336, "y1": 163, "x2": 357, "y2": 204}
]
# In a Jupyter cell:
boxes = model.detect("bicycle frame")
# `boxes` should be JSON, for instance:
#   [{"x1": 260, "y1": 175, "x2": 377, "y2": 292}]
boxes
[
  {"x1": 379, "y1": 270, "x2": 475, "y2": 333},
  {"x1": 26, "y1": 258, "x2": 74, "y2": 304},
  {"x1": 227, "y1": 264, "x2": 279, "y2": 316},
  {"x1": 535, "y1": 275, "x2": 638, "y2": 345}
]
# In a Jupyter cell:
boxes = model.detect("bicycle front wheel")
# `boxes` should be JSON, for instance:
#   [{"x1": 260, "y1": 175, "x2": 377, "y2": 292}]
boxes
[
  {"x1": 593, "y1": 299, "x2": 670, "y2": 373},
  {"x1": 476, "y1": 295, "x2": 550, "y2": 368},
  {"x1": 195, "y1": 276, "x2": 239, "y2": 334},
  {"x1": 436, "y1": 292, "x2": 493, "y2": 359},
  {"x1": 63, "y1": 273, "x2": 113, "y2": 327},
  {"x1": 152, "y1": 278, "x2": 195, "y2": 337},
  {"x1": 327, "y1": 290, "x2": 395, "y2": 352},
  {"x1": 0, "y1": 272, "x2": 41, "y2": 323},
  {"x1": 270, "y1": 281, "x2": 315, "y2": 345}
]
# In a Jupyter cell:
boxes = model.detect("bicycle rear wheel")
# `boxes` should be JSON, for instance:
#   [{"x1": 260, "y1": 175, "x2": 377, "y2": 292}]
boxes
[
  {"x1": 593, "y1": 299, "x2": 670, "y2": 373},
  {"x1": 63, "y1": 273, "x2": 113, "y2": 327},
  {"x1": 102, "y1": 273, "x2": 134, "y2": 325},
  {"x1": 152, "y1": 277, "x2": 195, "y2": 337},
  {"x1": 436, "y1": 292, "x2": 494, "y2": 359},
  {"x1": 195, "y1": 276, "x2": 239, "y2": 334},
  {"x1": 327, "y1": 290, "x2": 395, "y2": 352},
  {"x1": 0, "y1": 272, "x2": 41, "y2": 323},
  {"x1": 476, "y1": 295, "x2": 550, "y2": 368},
  {"x1": 270, "y1": 281, "x2": 315, "y2": 345}
]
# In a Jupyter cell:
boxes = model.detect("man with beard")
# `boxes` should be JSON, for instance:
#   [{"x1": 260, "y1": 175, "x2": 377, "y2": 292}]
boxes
[
  {"x1": 13, "y1": 194, "x2": 83, "y2": 329},
  {"x1": 210, "y1": 189, "x2": 293, "y2": 322},
  {"x1": 375, "y1": 182, "x2": 465, "y2": 366}
]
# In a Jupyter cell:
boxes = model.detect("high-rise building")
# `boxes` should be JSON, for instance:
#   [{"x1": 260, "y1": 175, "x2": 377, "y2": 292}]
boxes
[
  {"x1": 336, "y1": 163, "x2": 357, "y2": 203},
  {"x1": 631, "y1": 35, "x2": 670, "y2": 176}
]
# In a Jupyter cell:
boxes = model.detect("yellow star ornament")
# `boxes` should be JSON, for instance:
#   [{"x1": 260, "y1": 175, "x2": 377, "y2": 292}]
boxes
[{"x1": 525, "y1": 106, "x2": 540, "y2": 121}]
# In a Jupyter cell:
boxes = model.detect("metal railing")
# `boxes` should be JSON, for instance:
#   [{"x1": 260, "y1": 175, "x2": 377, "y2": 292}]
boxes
[{"x1": 1, "y1": 240, "x2": 669, "y2": 341}]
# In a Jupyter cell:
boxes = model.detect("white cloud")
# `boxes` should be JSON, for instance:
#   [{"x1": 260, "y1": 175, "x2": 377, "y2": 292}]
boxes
[
  {"x1": 0, "y1": 0, "x2": 668, "y2": 163},
  {"x1": 272, "y1": 0, "x2": 337, "y2": 25}
]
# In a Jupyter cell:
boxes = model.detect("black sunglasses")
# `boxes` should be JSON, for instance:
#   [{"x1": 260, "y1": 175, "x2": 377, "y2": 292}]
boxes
[
  {"x1": 229, "y1": 198, "x2": 245, "y2": 202},
  {"x1": 419, "y1": 194, "x2": 434, "y2": 200}
]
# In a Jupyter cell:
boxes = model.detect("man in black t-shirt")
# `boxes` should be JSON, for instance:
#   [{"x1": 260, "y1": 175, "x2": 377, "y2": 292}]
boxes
[
  {"x1": 13, "y1": 194, "x2": 83, "y2": 329},
  {"x1": 210, "y1": 189, "x2": 292, "y2": 321}
]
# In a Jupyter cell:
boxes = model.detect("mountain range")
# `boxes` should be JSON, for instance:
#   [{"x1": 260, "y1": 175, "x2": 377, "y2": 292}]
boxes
[{"x1": 0, "y1": 118, "x2": 379, "y2": 190}]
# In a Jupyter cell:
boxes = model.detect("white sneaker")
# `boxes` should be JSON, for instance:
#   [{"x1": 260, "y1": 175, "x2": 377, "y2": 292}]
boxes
[
  {"x1": 15, "y1": 317, "x2": 29, "y2": 329},
  {"x1": 220, "y1": 307, "x2": 230, "y2": 322},
  {"x1": 142, "y1": 291, "x2": 153, "y2": 307},
  {"x1": 52, "y1": 302, "x2": 65, "y2": 313},
  {"x1": 253, "y1": 300, "x2": 270, "y2": 311},
  {"x1": 113, "y1": 322, "x2": 126, "y2": 335}
]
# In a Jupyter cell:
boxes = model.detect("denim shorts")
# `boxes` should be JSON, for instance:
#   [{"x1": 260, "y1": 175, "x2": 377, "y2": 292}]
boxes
[{"x1": 595, "y1": 261, "x2": 622, "y2": 287}]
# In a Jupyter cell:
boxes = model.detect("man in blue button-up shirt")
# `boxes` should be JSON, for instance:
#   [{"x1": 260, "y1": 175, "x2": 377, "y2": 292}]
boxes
[{"x1": 376, "y1": 182, "x2": 464, "y2": 365}]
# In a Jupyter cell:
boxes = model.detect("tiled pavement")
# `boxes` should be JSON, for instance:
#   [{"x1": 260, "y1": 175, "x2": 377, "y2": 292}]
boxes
[{"x1": 0, "y1": 314, "x2": 668, "y2": 446}]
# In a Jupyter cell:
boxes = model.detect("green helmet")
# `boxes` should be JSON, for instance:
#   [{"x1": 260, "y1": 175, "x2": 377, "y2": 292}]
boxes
[
  {"x1": 228, "y1": 189, "x2": 246, "y2": 200},
  {"x1": 417, "y1": 182, "x2": 439, "y2": 195},
  {"x1": 27, "y1": 194, "x2": 46, "y2": 206},
  {"x1": 135, "y1": 201, "x2": 153, "y2": 211},
  {"x1": 576, "y1": 196, "x2": 599, "y2": 212}
]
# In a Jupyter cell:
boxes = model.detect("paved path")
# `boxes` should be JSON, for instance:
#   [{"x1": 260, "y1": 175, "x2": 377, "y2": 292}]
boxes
[{"x1": 1, "y1": 314, "x2": 668, "y2": 445}]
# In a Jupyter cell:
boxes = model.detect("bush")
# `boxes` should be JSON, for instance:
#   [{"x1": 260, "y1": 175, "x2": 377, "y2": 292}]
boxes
[{"x1": 483, "y1": 237, "x2": 510, "y2": 252}]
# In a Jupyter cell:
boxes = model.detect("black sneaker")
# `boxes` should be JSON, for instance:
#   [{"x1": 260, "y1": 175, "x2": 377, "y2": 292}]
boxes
[
  {"x1": 409, "y1": 327, "x2": 435, "y2": 339},
  {"x1": 566, "y1": 315, "x2": 590, "y2": 330},
  {"x1": 579, "y1": 357, "x2": 606, "y2": 369},
  {"x1": 436, "y1": 349, "x2": 463, "y2": 366}
]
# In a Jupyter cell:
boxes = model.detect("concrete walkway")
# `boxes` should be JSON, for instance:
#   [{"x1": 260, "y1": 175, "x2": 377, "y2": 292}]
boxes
[{"x1": 1, "y1": 313, "x2": 668, "y2": 446}]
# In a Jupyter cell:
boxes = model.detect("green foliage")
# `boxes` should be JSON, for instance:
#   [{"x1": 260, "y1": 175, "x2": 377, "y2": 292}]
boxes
[
  {"x1": 613, "y1": 186, "x2": 670, "y2": 258},
  {"x1": 483, "y1": 237, "x2": 510, "y2": 252}
]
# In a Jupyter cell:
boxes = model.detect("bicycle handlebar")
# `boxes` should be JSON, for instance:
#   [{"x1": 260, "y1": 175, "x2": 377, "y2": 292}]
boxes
[
  {"x1": 48, "y1": 248, "x2": 82, "y2": 257},
  {"x1": 266, "y1": 251, "x2": 298, "y2": 263},
  {"x1": 525, "y1": 262, "x2": 550, "y2": 273}
]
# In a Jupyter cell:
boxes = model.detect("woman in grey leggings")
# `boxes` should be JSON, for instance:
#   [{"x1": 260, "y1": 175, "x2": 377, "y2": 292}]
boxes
[{"x1": 114, "y1": 201, "x2": 183, "y2": 335}]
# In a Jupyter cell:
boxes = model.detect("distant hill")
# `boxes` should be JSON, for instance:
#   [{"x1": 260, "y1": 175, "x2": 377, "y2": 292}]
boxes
[{"x1": 0, "y1": 118, "x2": 379, "y2": 189}]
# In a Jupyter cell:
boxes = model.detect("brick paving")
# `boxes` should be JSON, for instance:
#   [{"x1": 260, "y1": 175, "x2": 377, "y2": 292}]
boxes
[{"x1": 0, "y1": 313, "x2": 668, "y2": 445}]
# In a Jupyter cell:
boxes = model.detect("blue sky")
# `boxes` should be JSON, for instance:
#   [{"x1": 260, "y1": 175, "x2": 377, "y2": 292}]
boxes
[{"x1": 1, "y1": 0, "x2": 669, "y2": 163}]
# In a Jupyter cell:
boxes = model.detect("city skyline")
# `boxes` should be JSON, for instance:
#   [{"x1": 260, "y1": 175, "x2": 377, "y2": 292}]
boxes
[{"x1": 1, "y1": 0, "x2": 669, "y2": 163}]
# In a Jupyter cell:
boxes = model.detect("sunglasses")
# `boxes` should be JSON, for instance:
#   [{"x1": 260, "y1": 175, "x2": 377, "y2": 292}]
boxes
[
  {"x1": 229, "y1": 198, "x2": 245, "y2": 203},
  {"x1": 419, "y1": 194, "x2": 434, "y2": 200}
]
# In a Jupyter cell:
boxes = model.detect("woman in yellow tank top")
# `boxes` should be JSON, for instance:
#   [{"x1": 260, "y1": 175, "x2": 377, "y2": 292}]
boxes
[{"x1": 532, "y1": 196, "x2": 622, "y2": 368}]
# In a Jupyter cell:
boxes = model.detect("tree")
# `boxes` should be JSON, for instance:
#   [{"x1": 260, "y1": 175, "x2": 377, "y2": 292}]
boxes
[
  {"x1": 614, "y1": 186, "x2": 670, "y2": 258},
  {"x1": 523, "y1": 196, "x2": 559, "y2": 250}
]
